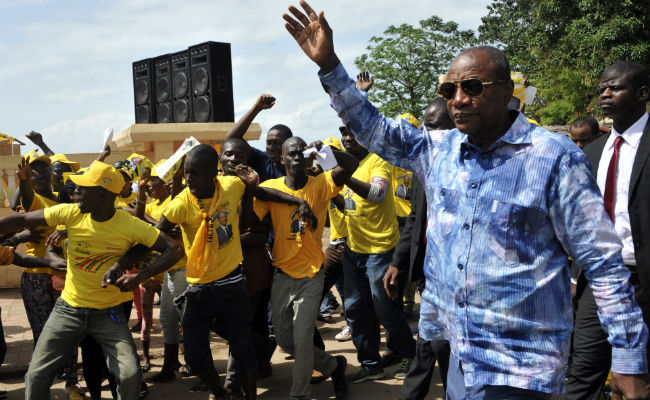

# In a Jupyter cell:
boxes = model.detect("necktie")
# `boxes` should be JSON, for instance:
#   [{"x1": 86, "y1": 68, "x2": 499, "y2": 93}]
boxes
[{"x1": 603, "y1": 136, "x2": 624, "y2": 221}]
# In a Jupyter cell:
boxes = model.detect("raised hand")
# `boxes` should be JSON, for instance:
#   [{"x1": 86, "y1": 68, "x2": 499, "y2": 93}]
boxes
[
  {"x1": 255, "y1": 94, "x2": 276, "y2": 111},
  {"x1": 235, "y1": 164, "x2": 259, "y2": 189},
  {"x1": 16, "y1": 157, "x2": 33, "y2": 181},
  {"x1": 138, "y1": 176, "x2": 151, "y2": 193},
  {"x1": 356, "y1": 71, "x2": 374, "y2": 92},
  {"x1": 97, "y1": 145, "x2": 111, "y2": 162},
  {"x1": 26, "y1": 131, "x2": 44, "y2": 146},
  {"x1": 283, "y1": 0, "x2": 340, "y2": 73}
]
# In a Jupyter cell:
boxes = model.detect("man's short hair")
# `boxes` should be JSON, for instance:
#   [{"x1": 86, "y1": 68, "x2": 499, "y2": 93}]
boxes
[
  {"x1": 269, "y1": 124, "x2": 293, "y2": 138},
  {"x1": 281, "y1": 136, "x2": 307, "y2": 154},
  {"x1": 427, "y1": 96, "x2": 448, "y2": 110},
  {"x1": 187, "y1": 144, "x2": 220, "y2": 171},
  {"x1": 458, "y1": 45, "x2": 511, "y2": 81},
  {"x1": 602, "y1": 62, "x2": 650, "y2": 91},
  {"x1": 571, "y1": 116, "x2": 599, "y2": 136},
  {"x1": 222, "y1": 137, "x2": 252, "y2": 157}
]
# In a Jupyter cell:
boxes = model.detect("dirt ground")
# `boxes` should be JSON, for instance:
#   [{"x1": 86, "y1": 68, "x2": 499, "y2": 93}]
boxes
[{"x1": 0, "y1": 287, "x2": 445, "y2": 400}]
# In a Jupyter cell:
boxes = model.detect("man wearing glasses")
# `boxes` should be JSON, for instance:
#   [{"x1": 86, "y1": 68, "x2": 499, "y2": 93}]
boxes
[{"x1": 282, "y1": 1, "x2": 649, "y2": 399}]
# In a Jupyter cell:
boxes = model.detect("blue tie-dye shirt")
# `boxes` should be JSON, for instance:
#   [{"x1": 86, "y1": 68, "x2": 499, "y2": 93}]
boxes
[{"x1": 320, "y1": 63, "x2": 647, "y2": 393}]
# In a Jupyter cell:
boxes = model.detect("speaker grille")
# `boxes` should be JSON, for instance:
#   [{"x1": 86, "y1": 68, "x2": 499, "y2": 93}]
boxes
[
  {"x1": 173, "y1": 71, "x2": 188, "y2": 97},
  {"x1": 173, "y1": 99, "x2": 190, "y2": 122},
  {"x1": 193, "y1": 96, "x2": 210, "y2": 122},
  {"x1": 192, "y1": 67, "x2": 209, "y2": 95},
  {"x1": 136, "y1": 105, "x2": 151, "y2": 123},
  {"x1": 156, "y1": 76, "x2": 169, "y2": 102},
  {"x1": 135, "y1": 80, "x2": 149, "y2": 104}
]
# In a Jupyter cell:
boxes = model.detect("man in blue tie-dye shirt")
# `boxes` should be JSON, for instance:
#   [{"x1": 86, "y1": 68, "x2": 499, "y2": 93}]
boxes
[{"x1": 282, "y1": 1, "x2": 649, "y2": 399}]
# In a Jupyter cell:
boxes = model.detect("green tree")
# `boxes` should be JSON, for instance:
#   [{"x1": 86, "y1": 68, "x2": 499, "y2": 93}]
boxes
[
  {"x1": 354, "y1": 16, "x2": 476, "y2": 120},
  {"x1": 479, "y1": 0, "x2": 650, "y2": 124}
]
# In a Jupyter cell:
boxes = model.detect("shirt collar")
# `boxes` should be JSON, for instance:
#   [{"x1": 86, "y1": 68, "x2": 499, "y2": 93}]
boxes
[
  {"x1": 608, "y1": 112, "x2": 648, "y2": 150},
  {"x1": 458, "y1": 111, "x2": 532, "y2": 157}
]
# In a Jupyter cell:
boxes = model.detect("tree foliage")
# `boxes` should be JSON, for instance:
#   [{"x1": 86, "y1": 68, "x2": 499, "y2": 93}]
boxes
[
  {"x1": 479, "y1": 0, "x2": 650, "y2": 124},
  {"x1": 354, "y1": 16, "x2": 476, "y2": 120}
]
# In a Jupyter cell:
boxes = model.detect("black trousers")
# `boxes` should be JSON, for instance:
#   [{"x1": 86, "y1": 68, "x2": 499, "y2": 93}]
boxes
[
  {"x1": 400, "y1": 337, "x2": 450, "y2": 400},
  {"x1": 566, "y1": 269, "x2": 649, "y2": 399}
]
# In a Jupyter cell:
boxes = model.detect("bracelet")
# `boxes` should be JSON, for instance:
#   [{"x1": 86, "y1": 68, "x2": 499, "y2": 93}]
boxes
[{"x1": 136, "y1": 200, "x2": 146, "y2": 205}]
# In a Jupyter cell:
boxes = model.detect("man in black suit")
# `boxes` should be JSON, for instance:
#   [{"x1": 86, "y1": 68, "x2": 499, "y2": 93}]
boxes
[
  {"x1": 216, "y1": 210, "x2": 233, "y2": 246},
  {"x1": 383, "y1": 96, "x2": 455, "y2": 400},
  {"x1": 566, "y1": 61, "x2": 650, "y2": 398}
]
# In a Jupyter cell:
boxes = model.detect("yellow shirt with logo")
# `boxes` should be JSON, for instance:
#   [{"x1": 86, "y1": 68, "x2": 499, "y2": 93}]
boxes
[
  {"x1": 254, "y1": 171, "x2": 341, "y2": 279},
  {"x1": 24, "y1": 193, "x2": 59, "y2": 274},
  {"x1": 328, "y1": 189, "x2": 347, "y2": 242},
  {"x1": 44, "y1": 203, "x2": 160, "y2": 309},
  {"x1": 145, "y1": 196, "x2": 186, "y2": 272},
  {"x1": 392, "y1": 166, "x2": 412, "y2": 218},
  {"x1": 163, "y1": 176, "x2": 245, "y2": 285},
  {"x1": 343, "y1": 153, "x2": 399, "y2": 254}
]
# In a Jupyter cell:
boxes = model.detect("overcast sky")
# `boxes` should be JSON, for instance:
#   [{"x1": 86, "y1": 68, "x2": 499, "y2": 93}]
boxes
[{"x1": 1, "y1": 0, "x2": 491, "y2": 155}]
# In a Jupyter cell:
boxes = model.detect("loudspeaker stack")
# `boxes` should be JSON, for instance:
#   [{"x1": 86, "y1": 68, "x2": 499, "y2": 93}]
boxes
[{"x1": 132, "y1": 41, "x2": 234, "y2": 124}]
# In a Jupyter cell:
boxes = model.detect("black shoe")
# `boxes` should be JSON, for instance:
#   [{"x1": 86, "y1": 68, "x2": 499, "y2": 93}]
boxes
[
  {"x1": 346, "y1": 365, "x2": 384, "y2": 384},
  {"x1": 379, "y1": 351, "x2": 402, "y2": 368},
  {"x1": 330, "y1": 356, "x2": 348, "y2": 399}
]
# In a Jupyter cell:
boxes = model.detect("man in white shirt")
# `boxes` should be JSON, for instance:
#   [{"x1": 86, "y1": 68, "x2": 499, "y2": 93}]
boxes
[{"x1": 567, "y1": 61, "x2": 650, "y2": 399}]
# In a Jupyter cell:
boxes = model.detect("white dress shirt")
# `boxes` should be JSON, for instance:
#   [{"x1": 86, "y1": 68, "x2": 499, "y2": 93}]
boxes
[{"x1": 597, "y1": 112, "x2": 649, "y2": 265}]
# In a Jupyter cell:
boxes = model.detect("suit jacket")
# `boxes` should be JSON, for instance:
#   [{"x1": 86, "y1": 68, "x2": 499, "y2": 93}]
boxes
[
  {"x1": 217, "y1": 225, "x2": 233, "y2": 245},
  {"x1": 583, "y1": 118, "x2": 650, "y2": 311},
  {"x1": 391, "y1": 175, "x2": 426, "y2": 283}
]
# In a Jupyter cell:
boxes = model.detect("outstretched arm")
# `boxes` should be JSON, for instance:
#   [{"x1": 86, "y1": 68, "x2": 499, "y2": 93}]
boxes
[
  {"x1": 226, "y1": 94, "x2": 276, "y2": 140},
  {"x1": 283, "y1": 1, "x2": 441, "y2": 182},
  {"x1": 0, "y1": 209, "x2": 47, "y2": 237}
]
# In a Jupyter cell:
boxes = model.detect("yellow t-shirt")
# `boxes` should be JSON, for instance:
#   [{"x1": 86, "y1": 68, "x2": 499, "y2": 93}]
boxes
[
  {"x1": 145, "y1": 196, "x2": 186, "y2": 272},
  {"x1": 392, "y1": 166, "x2": 412, "y2": 218},
  {"x1": 24, "y1": 193, "x2": 59, "y2": 274},
  {"x1": 44, "y1": 203, "x2": 160, "y2": 309},
  {"x1": 163, "y1": 176, "x2": 245, "y2": 285},
  {"x1": 344, "y1": 153, "x2": 400, "y2": 254},
  {"x1": 254, "y1": 171, "x2": 341, "y2": 279},
  {"x1": 115, "y1": 192, "x2": 137, "y2": 209},
  {"x1": 328, "y1": 189, "x2": 347, "y2": 242}
]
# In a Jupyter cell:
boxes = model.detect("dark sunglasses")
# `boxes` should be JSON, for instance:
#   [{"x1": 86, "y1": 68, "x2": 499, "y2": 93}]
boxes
[{"x1": 438, "y1": 78, "x2": 510, "y2": 100}]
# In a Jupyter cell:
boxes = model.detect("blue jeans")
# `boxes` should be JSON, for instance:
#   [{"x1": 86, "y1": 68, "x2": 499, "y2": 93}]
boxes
[
  {"x1": 446, "y1": 352, "x2": 552, "y2": 399},
  {"x1": 343, "y1": 246, "x2": 415, "y2": 368}
]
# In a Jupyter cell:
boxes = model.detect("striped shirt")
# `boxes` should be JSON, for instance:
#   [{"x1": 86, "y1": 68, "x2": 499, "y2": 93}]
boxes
[{"x1": 319, "y1": 63, "x2": 648, "y2": 393}]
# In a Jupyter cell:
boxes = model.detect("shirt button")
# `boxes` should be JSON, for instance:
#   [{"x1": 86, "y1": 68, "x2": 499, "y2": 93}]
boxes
[
  {"x1": 463, "y1": 223, "x2": 470, "y2": 230},
  {"x1": 482, "y1": 153, "x2": 488, "y2": 159},
  {"x1": 471, "y1": 182, "x2": 477, "y2": 189},
  {"x1": 457, "y1": 264, "x2": 464, "y2": 270},
  {"x1": 458, "y1": 301, "x2": 465, "y2": 308}
]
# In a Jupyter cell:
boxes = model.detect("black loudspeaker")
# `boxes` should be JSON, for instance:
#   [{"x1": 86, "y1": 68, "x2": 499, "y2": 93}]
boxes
[
  {"x1": 132, "y1": 59, "x2": 154, "y2": 123},
  {"x1": 153, "y1": 54, "x2": 172, "y2": 123},
  {"x1": 171, "y1": 50, "x2": 192, "y2": 123},
  {"x1": 189, "y1": 42, "x2": 234, "y2": 122}
]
